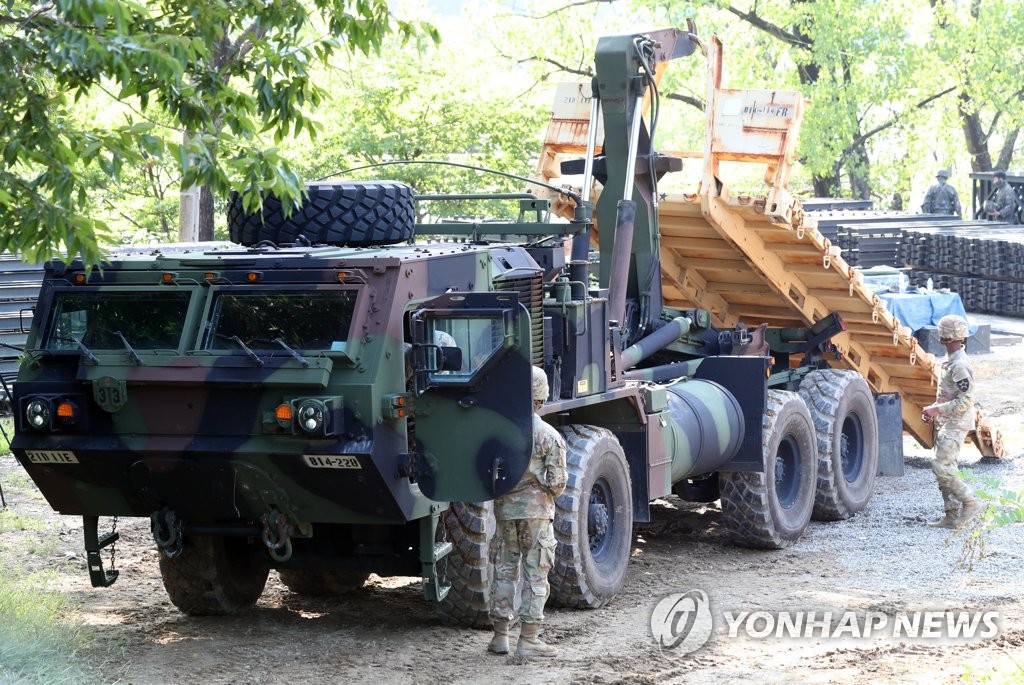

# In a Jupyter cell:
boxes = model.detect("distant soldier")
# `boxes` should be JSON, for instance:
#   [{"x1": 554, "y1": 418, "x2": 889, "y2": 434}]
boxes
[
  {"x1": 921, "y1": 169, "x2": 962, "y2": 217},
  {"x1": 488, "y1": 366, "x2": 567, "y2": 658},
  {"x1": 984, "y1": 170, "x2": 1020, "y2": 224},
  {"x1": 921, "y1": 315, "x2": 983, "y2": 528}
]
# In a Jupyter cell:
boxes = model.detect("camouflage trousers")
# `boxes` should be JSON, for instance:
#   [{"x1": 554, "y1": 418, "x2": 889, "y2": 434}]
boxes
[
  {"x1": 932, "y1": 426, "x2": 973, "y2": 509},
  {"x1": 488, "y1": 518, "x2": 556, "y2": 623}
]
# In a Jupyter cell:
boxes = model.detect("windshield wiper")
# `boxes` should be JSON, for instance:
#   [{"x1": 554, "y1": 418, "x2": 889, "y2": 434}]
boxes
[
  {"x1": 112, "y1": 330, "x2": 143, "y2": 366},
  {"x1": 271, "y1": 338, "x2": 310, "y2": 368},
  {"x1": 47, "y1": 336, "x2": 99, "y2": 365},
  {"x1": 229, "y1": 335, "x2": 264, "y2": 367}
]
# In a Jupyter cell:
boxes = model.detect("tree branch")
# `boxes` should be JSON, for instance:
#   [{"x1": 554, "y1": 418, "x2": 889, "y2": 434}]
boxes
[
  {"x1": 0, "y1": 4, "x2": 56, "y2": 27},
  {"x1": 515, "y1": 55, "x2": 592, "y2": 78},
  {"x1": 520, "y1": 0, "x2": 615, "y2": 21},
  {"x1": 848, "y1": 86, "x2": 957, "y2": 149},
  {"x1": 665, "y1": 91, "x2": 705, "y2": 111},
  {"x1": 227, "y1": 21, "x2": 268, "y2": 68},
  {"x1": 100, "y1": 197, "x2": 149, "y2": 233},
  {"x1": 719, "y1": 2, "x2": 809, "y2": 48}
]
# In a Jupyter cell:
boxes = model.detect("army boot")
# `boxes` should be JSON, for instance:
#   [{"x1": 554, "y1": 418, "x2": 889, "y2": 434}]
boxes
[
  {"x1": 488, "y1": 620, "x2": 510, "y2": 655},
  {"x1": 955, "y1": 498, "x2": 984, "y2": 527},
  {"x1": 927, "y1": 508, "x2": 959, "y2": 529},
  {"x1": 516, "y1": 622, "x2": 557, "y2": 658}
]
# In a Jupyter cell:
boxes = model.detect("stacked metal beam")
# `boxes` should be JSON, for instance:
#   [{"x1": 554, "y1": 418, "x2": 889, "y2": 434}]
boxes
[
  {"x1": 0, "y1": 254, "x2": 44, "y2": 400},
  {"x1": 900, "y1": 224, "x2": 1024, "y2": 279},
  {"x1": 808, "y1": 211, "x2": 962, "y2": 267},
  {"x1": 805, "y1": 208, "x2": 1024, "y2": 315},
  {"x1": 901, "y1": 224, "x2": 1024, "y2": 315}
]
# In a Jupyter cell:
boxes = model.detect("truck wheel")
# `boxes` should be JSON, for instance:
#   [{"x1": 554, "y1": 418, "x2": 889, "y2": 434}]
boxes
[
  {"x1": 719, "y1": 390, "x2": 816, "y2": 549},
  {"x1": 549, "y1": 425, "x2": 633, "y2": 609},
  {"x1": 436, "y1": 501, "x2": 495, "y2": 628},
  {"x1": 277, "y1": 569, "x2": 370, "y2": 596},
  {"x1": 228, "y1": 180, "x2": 415, "y2": 247},
  {"x1": 797, "y1": 369, "x2": 879, "y2": 520},
  {"x1": 158, "y1": 534, "x2": 269, "y2": 615}
]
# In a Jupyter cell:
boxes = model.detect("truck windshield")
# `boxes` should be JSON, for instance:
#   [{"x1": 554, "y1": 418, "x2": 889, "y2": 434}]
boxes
[
  {"x1": 205, "y1": 289, "x2": 358, "y2": 352},
  {"x1": 43, "y1": 291, "x2": 193, "y2": 351}
]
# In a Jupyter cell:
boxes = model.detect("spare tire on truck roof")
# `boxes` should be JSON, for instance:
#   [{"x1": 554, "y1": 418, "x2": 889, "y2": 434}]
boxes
[{"x1": 228, "y1": 180, "x2": 416, "y2": 247}]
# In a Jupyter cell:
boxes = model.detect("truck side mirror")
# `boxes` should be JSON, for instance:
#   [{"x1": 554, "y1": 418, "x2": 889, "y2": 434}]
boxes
[{"x1": 438, "y1": 346, "x2": 462, "y2": 372}]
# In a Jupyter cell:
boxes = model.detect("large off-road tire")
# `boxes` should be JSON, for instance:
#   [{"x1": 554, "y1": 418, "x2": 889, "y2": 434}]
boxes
[
  {"x1": 436, "y1": 501, "x2": 495, "y2": 628},
  {"x1": 549, "y1": 425, "x2": 633, "y2": 609},
  {"x1": 228, "y1": 180, "x2": 415, "y2": 247},
  {"x1": 277, "y1": 569, "x2": 370, "y2": 596},
  {"x1": 797, "y1": 369, "x2": 879, "y2": 521},
  {"x1": 159, "y1": 534, "x2": 270, "y2": 615},
  {"x1": 719, "y1": 390, "x2": 816, "y2": 549}
]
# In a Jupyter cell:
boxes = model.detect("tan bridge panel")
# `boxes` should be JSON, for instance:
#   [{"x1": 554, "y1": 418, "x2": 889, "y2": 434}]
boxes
[{"x1": 658, "y1": 189, "x2": 938, "y2": 447}]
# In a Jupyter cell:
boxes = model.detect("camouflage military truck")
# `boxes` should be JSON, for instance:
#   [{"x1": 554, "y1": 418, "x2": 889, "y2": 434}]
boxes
[{"x1": 11, "y1": 26, "x2": 880, "y2": 626}]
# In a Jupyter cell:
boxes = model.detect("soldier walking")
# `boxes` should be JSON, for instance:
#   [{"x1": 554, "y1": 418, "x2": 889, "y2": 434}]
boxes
[
  {"x1": 921, "y1": 169, "x2": 962, "y2": 217},
  {"x1": 921, "y1": 315, "x2": 983, "y2": 528},
  {"x1": 984, "y1": 170, "x2": 1020, "y2": 224},
  {"x1": 488, "y1": 366, "x2": 567, "y2": 657}
]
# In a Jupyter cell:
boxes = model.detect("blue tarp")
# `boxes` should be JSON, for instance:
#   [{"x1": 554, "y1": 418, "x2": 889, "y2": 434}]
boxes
[{"x1": 876, "y1": 290, "x2": 976, "y2": 334}]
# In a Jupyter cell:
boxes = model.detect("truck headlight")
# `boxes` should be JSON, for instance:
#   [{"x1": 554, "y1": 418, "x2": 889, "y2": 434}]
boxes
[
  {"x1": 296, "y1": 400, "x2": 325, "y2": 434},
  {"x1": 26, "y1": 399, "x2": 50, "y2": 430},
  {"x1": 263, "y1": 396, "x2": 341, "y2": 436}
]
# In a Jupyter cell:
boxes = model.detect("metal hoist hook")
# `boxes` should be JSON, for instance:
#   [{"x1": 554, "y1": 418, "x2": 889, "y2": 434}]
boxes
[
  {"x1": 151, "y1": 508, "x2": 184, "y2": 558},
  {"x1": 261, "y1": 511, "x2": 294, "y2": 562}
]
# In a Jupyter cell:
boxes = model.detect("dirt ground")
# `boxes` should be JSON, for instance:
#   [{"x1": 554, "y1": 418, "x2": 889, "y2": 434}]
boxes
[{"x1": 2, "y1": 335, "x2": 1024, "y2": 684}]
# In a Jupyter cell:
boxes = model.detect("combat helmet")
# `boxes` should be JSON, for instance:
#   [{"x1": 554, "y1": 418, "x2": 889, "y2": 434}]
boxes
[
  {"x1": 936, "y1": 169, "x2": 950, "y2": 179},
  {"x1": 531, "y1": 366, "x2": 549, "y2": 402},
  {"x1": 937, "y1": 314, "x2": 968, "y2": 342}
]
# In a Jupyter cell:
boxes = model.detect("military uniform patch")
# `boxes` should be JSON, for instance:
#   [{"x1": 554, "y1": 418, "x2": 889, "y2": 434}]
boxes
[{"x1": 956, "y1": 378, "x2": 971, "y2": 392}]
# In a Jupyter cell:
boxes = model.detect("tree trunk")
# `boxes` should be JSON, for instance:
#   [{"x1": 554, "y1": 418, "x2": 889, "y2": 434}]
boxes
[
  {"x1": 790, "y1": 3, "x2": 835, "y2": 196},
  {"x1": 846, "y1": 140, "x2": 871, "y2": 200},
  {"x1": 812, "y1": 175, "x2": 838, "y2": 197},
  {"x1": 179, "y1": 184, "x2": 200, "y2": 242},
  {"x1": 997, "y1": 128, "x2": 1019, "y2": 172},
  {"x1": 199, "y1": 185, "x2": 215, "y2": 241},
  {"x1": 959, "y1": 95, "x2": 992, "y2": 172}
]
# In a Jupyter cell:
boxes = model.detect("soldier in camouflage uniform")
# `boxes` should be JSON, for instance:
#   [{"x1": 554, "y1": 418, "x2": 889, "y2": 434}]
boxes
[
  {"x1": 985, "y1": 170, "x2": 1020, "y2": 224},
  {"x1": 921, "y1": 315, "x2": 983, "y2": 528},
  {"x1": 487, "y1": 366, "x2": 567, "y2": 658},
  {"x1": 921, "y1": 169, "x2": 962, "y2": 217}
]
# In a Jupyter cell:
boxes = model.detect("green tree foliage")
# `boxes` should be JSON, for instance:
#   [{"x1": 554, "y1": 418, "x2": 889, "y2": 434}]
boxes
[
  {"x1": 505, "y1": 0, "x2": 1022, "y2": 203},
  {"x1": 926, "y1": 0, "x2": 1024, "y2": 173},
  {"x1": 628, "y1": 0, "x2": 926, "y2": 199},
  {"x1": 959, "y1": 470, "x2": 1024, "y2": 571},
  {"x1": 0, "y1": 0, "x2": 436, "y2": 264},
  {"x1": 304, "y1": 43, "x2": 549, "y2": 219},
  {"x1": 212, "y1": 4, "x2": 552, "y2": 225},
  {"x1": 628, "y1": 0, "x2": 1024, "y2": 201}
]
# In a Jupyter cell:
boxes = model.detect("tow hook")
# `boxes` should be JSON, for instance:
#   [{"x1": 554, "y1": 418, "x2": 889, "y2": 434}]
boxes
[
  {"x1": 150, "y1": 508, "x2": 184, "y2": 558},
  {"x1": 260, "y1": 511, "x2": 294, "y2": 562}
]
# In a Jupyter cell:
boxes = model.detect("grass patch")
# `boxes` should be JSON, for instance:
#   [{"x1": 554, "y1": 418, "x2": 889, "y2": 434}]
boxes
[
  {"x1": 0, "y1": 507, "x2": 46, "y2": 533},
  {"x1": 0, "y1": 564, "x2": 97, "y2": 685},
  {"x1": 2, "y1": 464, "x2": 35, "y2": 491},
  {"x1": 0, "y1": 416, "x2": 13, "y2": 454},
  {"x1": 962, "y1": 655, "x2": 1024, "y2": 684}
]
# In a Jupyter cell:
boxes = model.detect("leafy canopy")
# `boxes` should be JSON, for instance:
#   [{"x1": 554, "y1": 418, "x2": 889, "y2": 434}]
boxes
[{"x1": 0, "y1": 0, "x2": 436, "y2": 265}]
